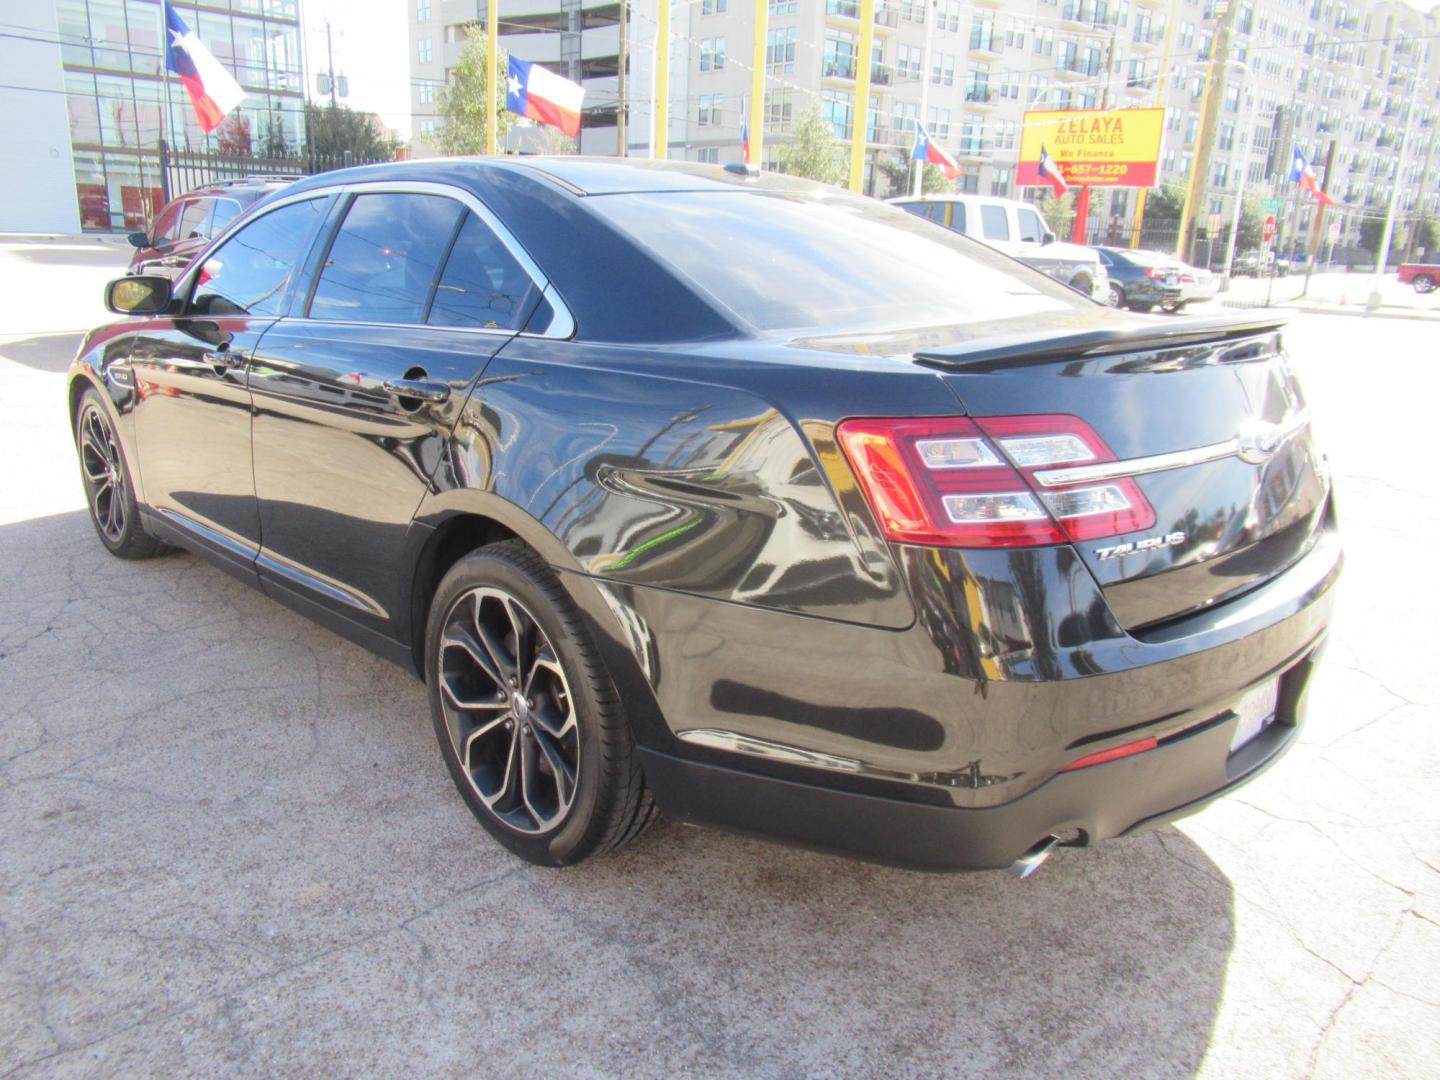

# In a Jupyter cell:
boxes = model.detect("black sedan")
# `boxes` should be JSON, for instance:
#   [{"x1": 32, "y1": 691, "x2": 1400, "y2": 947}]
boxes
[
  {"x1": 1096, "y1": 246, "x2": 1186, "y2": 312},
  {"x1": 71, "y1": 159, "x2": 1339, "y2": 874}
]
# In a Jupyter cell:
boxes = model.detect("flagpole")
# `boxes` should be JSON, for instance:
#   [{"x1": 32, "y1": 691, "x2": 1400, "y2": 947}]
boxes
[
  {"x1": 157, "y1": 2, "x2": 176, "y2": 201},
  {"x1": 912, "y1": 0, "x2": 934, "y2": 197},
  {"x1": 486, "y1": 0, "x2": 498, "y2": 155}
]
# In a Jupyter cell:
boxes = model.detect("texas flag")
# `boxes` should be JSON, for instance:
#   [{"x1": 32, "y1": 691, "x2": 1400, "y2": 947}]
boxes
[
  {"x1": 1037, "y1": 143, "x2": 1069, "y2": 198},
  {"x1": 506, "y1": 56, "x2": 585, "y2": 139},
  {"x1": 911, "y1": 122, "x2": 962, "y2": 180},
  {"x1": 164, "y1": 1, "x2": 245, "y2": 134},
  {"x1": 741, "y1": 110, "x2": 751, "y2": 164},
  {"x1": 1290, "y1": 149, "x2": 1336, "y2": 206}
]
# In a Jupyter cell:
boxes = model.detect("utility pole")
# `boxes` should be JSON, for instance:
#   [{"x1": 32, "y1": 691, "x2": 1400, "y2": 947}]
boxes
[
  {"x1": 485, "y1": 0, "x2": 497, "y2": 154},
  {"x1": 750, "y1": 0, "x2": 768, "y2": 166},
  {"x1": 847, "y1": 0, "x2": 876, "y2": 193},
  {"x1": 912, "y1": 0, "x2": 937, "y2": 196},
  {"x1": 654, "y1": 0, "x2": 669, "y2": 159},
  {"x1": 616, "y1": 0, "x2": 627, "y2": 155},
  {"x1": 1367, "y1": 79, "x2": 1418, "y2": 310},
  {"x1": 1179, "y1": 0, "x2": 1241, "y2": 262}
]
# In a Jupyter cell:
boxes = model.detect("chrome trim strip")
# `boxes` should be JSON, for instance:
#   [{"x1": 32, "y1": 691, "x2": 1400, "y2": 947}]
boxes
[
  {"x1": 677, "y1": 729, "x2": 866, "y2": 773},
  {"x1": 178, "y1": 178, "x2": 577, "y2": 341},
  {"x1": 1032, "y1": 410, "x2": 1311, "y2": 488}
]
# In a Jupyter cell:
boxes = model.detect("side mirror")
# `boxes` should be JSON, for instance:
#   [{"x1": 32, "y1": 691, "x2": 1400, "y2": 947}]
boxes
[
  {"x1": 128, "y1": 231, "x2": 150, "y2": 249},
  {"x1": 1041, "y1": 233, "x2": 1056, "y2": 246},
  {"x1": 105, "y1": 275, "x2": 173, "y2": 316}
]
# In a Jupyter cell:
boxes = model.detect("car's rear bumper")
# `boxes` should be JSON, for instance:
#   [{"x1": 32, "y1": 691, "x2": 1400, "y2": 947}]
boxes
[{"x1": 642, "y1": 641, "x2": 1322, "y2": 871}]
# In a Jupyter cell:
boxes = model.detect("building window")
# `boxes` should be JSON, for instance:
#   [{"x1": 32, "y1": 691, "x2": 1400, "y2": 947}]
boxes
[
  {"x1": 821, "y1": 91, "x2": 853, "y2": 139},
  {"x1": 825, "y1": 29, "x2": 859, "y2": 79},
  {"x1": 765, "y1": 87, "x2": 795, "y2": 131},
  {"x1": 702, "y1": 0, "x2": 728, "y2": 12},
  {"x1": 769, "y1": 0, "x2": 798, "y2": 12},
  {"x1": 698, "y1": 94, "x2": 724, "y2": 126},
  {"x1": 419, "y1": 119, "x2": 436, "y2": 140},
  {"x1": 417, "y1": 0, "x2": 430, "y2": 20},
  {"x1": 970, "y1": 15, "x2": 995, "y2": 52},
  {"x1": 418, "y1": 80, "x2": 439, "y2": 104},
  {"x1": 418, "y1": 38, "x2": 432, "y2": 64},
  {"x1": 766, "y1": 27, "x2": 798, "y2": 74},
  {"x1": 697, "y1": 147, "x2": 720, "y2": 163},
  {"x1": 966, "y1": 65, "x2": 990, "y2": 103},
  {"x1": 990, "y1": 168, "x2": 1011, "y2": 197},
  {"x1": 931, "y1": 53, "x2": 955, "y2": 86}
]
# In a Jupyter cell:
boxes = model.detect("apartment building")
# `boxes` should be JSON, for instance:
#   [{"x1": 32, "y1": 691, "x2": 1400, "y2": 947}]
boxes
[
  {"x1": 642, "y1": 0, "x2": 1440, "y2": 252},
  {"x1": 409, "y1": 0, "x2": 623, "y2": 155}
]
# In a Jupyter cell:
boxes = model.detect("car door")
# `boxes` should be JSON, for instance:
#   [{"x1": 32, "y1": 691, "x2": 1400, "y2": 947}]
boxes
[
  {"x1": 127, "y1": 195, "x2": 333, "y2": 575},
  {"x1": 248, "y1": 186, "x2": 545, "y2": 639}
]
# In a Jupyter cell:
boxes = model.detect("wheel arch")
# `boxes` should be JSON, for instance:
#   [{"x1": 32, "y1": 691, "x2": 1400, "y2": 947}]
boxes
[{"x1": 405, "y1": 494, "x2": 673, "y2": 751}]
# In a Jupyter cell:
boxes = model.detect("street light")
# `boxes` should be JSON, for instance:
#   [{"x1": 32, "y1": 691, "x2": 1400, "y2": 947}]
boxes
[{"x1": 1219, "y1": 59, "x2": 1254, "y2": 289}]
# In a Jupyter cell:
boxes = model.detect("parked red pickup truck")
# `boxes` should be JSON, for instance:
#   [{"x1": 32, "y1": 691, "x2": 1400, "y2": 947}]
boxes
[{"x1": 1397, "y1": 264, "x2": 1439, "y2": 293}]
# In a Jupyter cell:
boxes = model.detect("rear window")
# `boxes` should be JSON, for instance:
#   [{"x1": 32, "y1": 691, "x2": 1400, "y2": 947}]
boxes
[{"x1": 588, "y1": 191, "x2": 1082, "y2": 333}]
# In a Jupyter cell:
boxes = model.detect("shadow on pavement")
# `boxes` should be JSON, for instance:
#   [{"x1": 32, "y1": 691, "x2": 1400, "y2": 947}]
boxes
[
  {"x1": 0, "y1": 509, "x2": 1234, "y2": 1074},
  {"x1": 0, "y1": 332, "x2": 84, "y2": 374},
  {"x1": 11, "y1": 246, "x2": 131, "y2": 269}
]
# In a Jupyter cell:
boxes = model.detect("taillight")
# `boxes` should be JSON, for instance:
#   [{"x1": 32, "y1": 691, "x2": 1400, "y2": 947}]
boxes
[
  {"x1": 1143, "y1": 266, "x2": 1163, "y2": 279},
  {"x1": 835, "y1": 414, "x2": 1156, "y2": 549},
  {"x1": 1061, "y1": 736, "x2": 1158, "y2": 772}
]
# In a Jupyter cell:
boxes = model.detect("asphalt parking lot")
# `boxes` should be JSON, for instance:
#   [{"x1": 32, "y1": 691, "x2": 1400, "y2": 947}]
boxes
[{"x1": 1, "y1": 238, "x2": 1437, "y2": 1078}]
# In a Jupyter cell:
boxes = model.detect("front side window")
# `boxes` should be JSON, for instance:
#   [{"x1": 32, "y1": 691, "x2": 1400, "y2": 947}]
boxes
[
  {"x1": 178, "y1": 198, "x2": 212, "y2": 240},
  {"x1": 980, "y1": 204, "x2": 1010, "y2": 241},
  {"x1": 309, "y1": 193, "x2": 464, "y2": 324},
  {"x1": 190, "y1": 197, "x2": 327, "y2": 317},
  {"x1": 1017, "y1": 207, "x2": 1046, "y2": 243},
  {"x1": 428, "y1": 213, "x2": 537, "y2": 330}
]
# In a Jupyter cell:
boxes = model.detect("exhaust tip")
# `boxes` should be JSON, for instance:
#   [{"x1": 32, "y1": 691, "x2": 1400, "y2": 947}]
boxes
[{"x1": 1007, "y1": 835, "x2": 1061, "y2": 879}]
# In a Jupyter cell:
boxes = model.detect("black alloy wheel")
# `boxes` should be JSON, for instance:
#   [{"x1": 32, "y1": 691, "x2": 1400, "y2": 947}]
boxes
[
  {"x1": 74, "y1": 389, "x2": 169, "y2": 559},
  {"x1": 426, "y1": 541, "x2": 657, "y2": 865}
]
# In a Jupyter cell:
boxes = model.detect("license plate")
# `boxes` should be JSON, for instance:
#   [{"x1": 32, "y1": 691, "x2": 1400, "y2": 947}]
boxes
[{"x1": 1229, "y1": 679, "x2": 1279, "y2": 752}]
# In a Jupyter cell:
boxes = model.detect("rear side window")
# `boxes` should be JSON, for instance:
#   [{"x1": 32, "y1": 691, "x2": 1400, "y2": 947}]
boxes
[
  {"x1": 948, "y1": 202, "x2": 966, "y2": 233},
  {"x1": 428, "y1": 213, "x2": 537, "y2": 330},
  {"x1": 980, "y1": 204, "x2": 1010, "y2": 241},
  {"x1": 1017, "y1": 207, "x2": 1046, "y2": 243},
  {"x1": 190, "y1": 198, "x2": 328, "y2": 317},
  {"x1": 309, "y1": 193, "x2": 464, "y2": 324},
  {"x1": 178, "y1": 199, "x2": 212, "y2": 240}
]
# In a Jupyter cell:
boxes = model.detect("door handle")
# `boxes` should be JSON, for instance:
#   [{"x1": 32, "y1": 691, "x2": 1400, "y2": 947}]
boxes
[
  {"x1": 382, "y1": 377, "x2": 450, "y2": 404},
  {"x1": 202, "y1": 348, "x2": 240, "y2": 374}
]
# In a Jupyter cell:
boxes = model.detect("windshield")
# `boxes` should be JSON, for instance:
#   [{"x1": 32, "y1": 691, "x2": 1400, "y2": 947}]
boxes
[{"x1": 588, "y1": 189, "x2": 1088, "y2": 333}]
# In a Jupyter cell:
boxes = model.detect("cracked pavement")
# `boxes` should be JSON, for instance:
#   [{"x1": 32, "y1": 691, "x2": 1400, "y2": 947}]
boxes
[{"x1": 1, "y1": 238, "x2": 1437, "y2": 1077}]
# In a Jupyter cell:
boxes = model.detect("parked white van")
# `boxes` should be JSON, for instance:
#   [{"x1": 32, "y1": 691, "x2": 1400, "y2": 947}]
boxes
[{"x1": 889, "y1": 194, "x2": 1107, "y2": 303}]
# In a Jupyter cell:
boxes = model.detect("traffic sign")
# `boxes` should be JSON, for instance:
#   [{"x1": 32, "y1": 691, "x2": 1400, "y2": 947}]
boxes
[
  {"x1": 1262, "y1": 197, "x2": 1284, "y2": 212},
  {"x1": 1263, "y1": 215, "x2": 1277, "y2": 244}
]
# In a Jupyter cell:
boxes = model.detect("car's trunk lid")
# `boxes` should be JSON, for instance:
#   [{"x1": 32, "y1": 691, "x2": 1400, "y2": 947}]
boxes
[{"x1": 914, "y1": 313, "x2": 1331, "y2": 630}]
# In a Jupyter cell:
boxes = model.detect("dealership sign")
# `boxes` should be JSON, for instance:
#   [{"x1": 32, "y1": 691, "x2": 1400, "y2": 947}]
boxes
[{"x1": 1017, "y1": 108, "x2": 1165, "y2": 189}]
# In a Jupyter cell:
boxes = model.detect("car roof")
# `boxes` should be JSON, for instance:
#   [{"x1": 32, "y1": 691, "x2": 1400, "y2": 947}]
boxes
[
  {"x1": 281, "y1": 157, "x2": 822, "y2": 198},
  {"x1": 180, "y1": 177, "x2": 294, "y2": 201}
]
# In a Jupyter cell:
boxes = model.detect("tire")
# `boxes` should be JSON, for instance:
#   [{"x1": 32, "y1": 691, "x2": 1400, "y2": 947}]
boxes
[
  {"x1": 425, "y1": 540, "x2": 657, "y2": 866},
  {"x1": 1415, "y1": 274, "x2": 1436, "y2": 294},
  {"x1": 1161, "y1": 300, "x2": 1186, "y2": 314},
  {"x1": 1106, "y1": 283, "x2": 1124, "y2": 308},
  {"x1": 74, "y1": 388, "x2": 170, "y2": 560},
  {"x1": 1069, "y1": 274, "x2": 1092, "y2": 298}
]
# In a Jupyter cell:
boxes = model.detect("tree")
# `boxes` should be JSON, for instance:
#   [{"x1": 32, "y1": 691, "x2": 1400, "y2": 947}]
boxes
[
  {"x1": 305, "y1": 102, "x2": 399, "y2": 162},
  {"x1": 261, "y1": 112, "x2": 291, "y2": 159},
  {"x1": 436, "y1": 29, "x2": 514, "y2": 155},
  {"x1": 877, "y1": 155, "x2": 957, "y2": 197},
  {"x1": 213, "y1": 113, "x2": 252, "y2": 156},
  {"x1": 1407, "y1": 215, "x2": 1438, "y2": 260},
  {"x1": 1359, "y1": 215, "x2": 1407, "y2": 258},
  {"x1": 775, "y1": 102, "x2": 846, "y2": 186},
  {"x1": 1038, "y1": 191, "x2": 1075, "y2": 238},
  {"x1": 1137, "y1": 181, "x2": 1186, "y2": 250},
  {"x1": 1235, "y1": 190, "x2": 1264, "y2": 253}
]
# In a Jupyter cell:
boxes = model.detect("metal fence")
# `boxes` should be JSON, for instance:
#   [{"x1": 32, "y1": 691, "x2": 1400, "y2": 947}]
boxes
[{"x1": 157, "y1": 141, "x2": 394, "y2": 204}]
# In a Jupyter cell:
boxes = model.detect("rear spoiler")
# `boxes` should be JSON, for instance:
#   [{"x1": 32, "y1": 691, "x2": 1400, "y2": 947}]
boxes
[{"x1": 913, "y1": 311, "x2": 1289, "y2": 372}]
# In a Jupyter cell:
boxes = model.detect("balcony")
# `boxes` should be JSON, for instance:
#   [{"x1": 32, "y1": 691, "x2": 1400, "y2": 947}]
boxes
[
  {"x1": 1055, "y1": 59, "x2": 1099, "y2": 80},
  {"x1": 823, "y1": 58, "x2": 857, "y2": 82},
  {"x1": 965, "y1": 86, "x2": 998, "y2": 107},
  {"x1": 968, "y1": 31, "x2": 1002, "y2": 57},
  {"x1": 871, "y1": 64, "x2": 893, "y2": 85},
  {"x1": 825, "y1": 0, "x2": 898, "y2": 28}
]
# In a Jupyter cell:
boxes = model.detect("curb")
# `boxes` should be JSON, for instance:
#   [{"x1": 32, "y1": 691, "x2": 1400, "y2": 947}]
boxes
[{"x1": 1220, "y1": 300, "x2": 1440, "y2": 323}]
